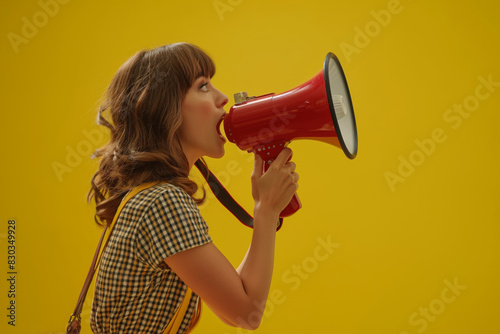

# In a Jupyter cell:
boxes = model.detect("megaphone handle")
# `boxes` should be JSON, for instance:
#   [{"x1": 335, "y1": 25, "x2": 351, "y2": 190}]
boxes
[{"x1": 253, "y1": 142, "x2": 302, "y2": 218}]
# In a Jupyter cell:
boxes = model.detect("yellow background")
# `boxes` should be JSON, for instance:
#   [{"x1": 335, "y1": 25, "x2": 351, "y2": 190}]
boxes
[{"x1": 1, "y1": 0, "x2": 499, "y2": 333}]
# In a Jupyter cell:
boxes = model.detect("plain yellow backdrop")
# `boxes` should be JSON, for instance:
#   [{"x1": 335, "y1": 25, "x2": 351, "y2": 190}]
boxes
[{"x1": 1, "y1": 0, "x2": 499, "y2": 333}]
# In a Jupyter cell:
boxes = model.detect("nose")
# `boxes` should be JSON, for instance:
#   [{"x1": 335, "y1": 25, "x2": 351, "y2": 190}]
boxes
[{"x1": 216, "y1": 89, "x2": 229, "y2": 109}]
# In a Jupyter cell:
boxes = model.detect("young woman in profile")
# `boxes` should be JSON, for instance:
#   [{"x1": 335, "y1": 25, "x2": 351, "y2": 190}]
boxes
[{"x1": 88, "y1": 43, "x2": 299, "y2": 333}]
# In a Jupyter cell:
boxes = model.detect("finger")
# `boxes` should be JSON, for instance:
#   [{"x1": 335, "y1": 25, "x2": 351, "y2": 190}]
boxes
[
  {"x1": 291, "y1": 172, "x2": 299, "y2": 182},
  {"x1": 286, "y1": 161, "x2": 296, "y2": 174},
  {"x1": 252, "y1": 153, "x2": 264, "y2": 178},
  {"x1": 273, "y1": 147, "x2": 293, "y2": 167}
]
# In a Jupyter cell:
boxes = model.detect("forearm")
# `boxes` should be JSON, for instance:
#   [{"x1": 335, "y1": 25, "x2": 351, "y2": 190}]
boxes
[
  {"x1": 236, "y1": 205, "x2": 278, "y2": 315},
  {"x1": 223, "y1": 148, "x2": 296, "y2": 328}
]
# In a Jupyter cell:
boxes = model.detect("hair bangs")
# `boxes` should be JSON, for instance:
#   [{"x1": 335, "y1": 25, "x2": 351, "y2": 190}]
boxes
[{"x1": 169, "y1": 43, "x2": 216, "y2": 92}]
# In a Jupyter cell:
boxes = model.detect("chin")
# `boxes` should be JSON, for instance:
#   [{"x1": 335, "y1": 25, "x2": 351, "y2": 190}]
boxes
[
  {"x1": 207, "y1": 147, "x2": 225, "y2": 159},
  {"x1": 213, "y1": 149, "x2": 225, "y2": 159}
]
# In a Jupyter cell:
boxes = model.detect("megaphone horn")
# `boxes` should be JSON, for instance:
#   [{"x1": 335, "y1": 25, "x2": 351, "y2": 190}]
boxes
[{"x1": 223, "y1": 52, "x2": 358, "y2": 217}]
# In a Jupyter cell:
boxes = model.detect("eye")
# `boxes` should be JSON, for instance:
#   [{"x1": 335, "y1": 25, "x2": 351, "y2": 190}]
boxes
[{"x1": 199, "y1": 82, "x2": 209, "y2": 92}]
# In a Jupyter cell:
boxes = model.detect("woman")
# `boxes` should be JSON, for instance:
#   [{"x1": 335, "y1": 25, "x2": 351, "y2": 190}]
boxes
[{"x1": 88, "y1": 43, "x2": 299, "y2": 333}]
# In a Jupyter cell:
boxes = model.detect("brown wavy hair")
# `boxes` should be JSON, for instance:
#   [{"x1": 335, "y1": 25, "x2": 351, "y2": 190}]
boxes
[{"x1": 88, "y1": 43, "x2": 215, "y2": 227}]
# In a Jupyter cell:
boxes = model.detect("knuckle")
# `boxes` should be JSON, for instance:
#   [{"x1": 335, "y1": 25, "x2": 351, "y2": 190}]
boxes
[{"x1": 269, "y1": 165, "x2": 280, "y2": 173}]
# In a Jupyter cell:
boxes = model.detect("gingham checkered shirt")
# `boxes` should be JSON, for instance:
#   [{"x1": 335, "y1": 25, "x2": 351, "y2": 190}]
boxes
[{"x1": 90, "y1": 183, "x2": 212, "y2": 333}]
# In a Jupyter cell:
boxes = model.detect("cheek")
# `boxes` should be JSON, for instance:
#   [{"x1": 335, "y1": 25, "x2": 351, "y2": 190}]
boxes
[
  {"x1": 196, "y1": 100, "x2": 214, "y2": 118},
  {"x1": 183, "y1": 98, "x2": 212, "y2": 119},
  {"x1": 181, "y1": 108, "x2": 211, "y2": 138},
  {"x1": 188, "y1": 101, "x2": 213, "y2": 125}
]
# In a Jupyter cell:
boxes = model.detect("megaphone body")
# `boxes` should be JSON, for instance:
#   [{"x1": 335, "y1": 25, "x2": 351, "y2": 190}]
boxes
[{"x1": 224, "y1": 52, "x2": 358, "y2": 217}]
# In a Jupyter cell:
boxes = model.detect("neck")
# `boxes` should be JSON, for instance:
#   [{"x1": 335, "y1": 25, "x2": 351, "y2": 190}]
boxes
[
  {"x1": 186, "y1": 156, "x2": 198, "y2": 171},
  {"x1": 181, "y1": 144, "x2": 201, "y2": 172}
]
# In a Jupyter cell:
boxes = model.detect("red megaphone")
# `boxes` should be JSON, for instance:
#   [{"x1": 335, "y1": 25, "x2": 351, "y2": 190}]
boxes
[{"x1": 223, "y1": 52, "x2": 358, "y2": 217}]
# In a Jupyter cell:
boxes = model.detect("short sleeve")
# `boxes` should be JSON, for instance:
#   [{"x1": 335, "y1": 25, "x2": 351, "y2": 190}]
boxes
[{"x1": 135, "y1": 185, "x2": 212, "y2": 268}]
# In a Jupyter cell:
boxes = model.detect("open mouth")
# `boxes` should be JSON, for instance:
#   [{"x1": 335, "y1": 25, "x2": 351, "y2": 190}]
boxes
[{"x1": 217, "y1": 114, "x2": 227, "y2": 142}]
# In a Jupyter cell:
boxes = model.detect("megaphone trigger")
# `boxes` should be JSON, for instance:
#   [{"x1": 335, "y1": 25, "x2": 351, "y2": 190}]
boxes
[{"x1": 253, "y1": 140, "x2": 287, "y2": 168}]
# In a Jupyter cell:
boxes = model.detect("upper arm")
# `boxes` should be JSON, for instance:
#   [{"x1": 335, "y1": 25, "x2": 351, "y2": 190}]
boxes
[
  {"x1": 164, "y1": 242, "x2": 258, "y2": 329},
  {"x1": 136, "y1": 185, "x2": 212, "y2": 267},
  {"x1": 137, "y1": 185, "x2": 262, "y2": 329}
]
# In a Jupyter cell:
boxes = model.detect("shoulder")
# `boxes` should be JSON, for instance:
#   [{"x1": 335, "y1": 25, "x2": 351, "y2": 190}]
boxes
[
  {"x1": 133, "y1": 183, "x2": 211, "y2": 260},
  {"x1": 117, "y1": 183, "x2": 201, "y2": 227},
  {"x1": 128, "y1": 183, "x2": 197, "y2": 209},
  {"x1": 129, "y1": 183, "x2": 205, "y2": 227},
  {"x1": 104, "y1": 183, "x2": 210, "y2": 270}
]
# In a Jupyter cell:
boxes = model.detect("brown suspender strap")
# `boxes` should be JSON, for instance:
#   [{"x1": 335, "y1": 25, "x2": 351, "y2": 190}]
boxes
[
  {"x1": 198, "y1": 166, "x2": 284, "y2": 230},
  {"x1": 67, "y1": 182, "x2": 159, "y2": 334}
]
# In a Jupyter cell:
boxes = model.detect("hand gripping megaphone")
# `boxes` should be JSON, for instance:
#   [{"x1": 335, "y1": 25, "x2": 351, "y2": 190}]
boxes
[{"x1": 223, "y1": 52, "x2": 358, "y2": 218}]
